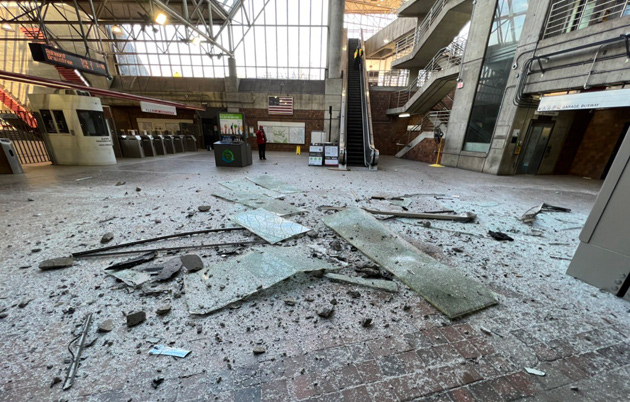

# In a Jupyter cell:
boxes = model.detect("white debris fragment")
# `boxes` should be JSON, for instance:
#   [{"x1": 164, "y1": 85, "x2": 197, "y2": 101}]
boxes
[{"x1": 525, "y1": 367, "x2": 546, "y2": 376}]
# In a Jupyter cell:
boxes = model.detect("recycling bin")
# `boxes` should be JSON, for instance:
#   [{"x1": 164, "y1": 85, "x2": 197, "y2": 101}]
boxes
[
  {"x1": 163, "y1": 135, "x2": 175, "y2": 154},
  {"x1": 152, "y1": 134, "x2": 167, "y2": 155},
  {"x1": 140, "y1": 134, "x2": 157, "y2": 156},
  {"x1": 0, "y1": 138, "x2": 24, "y2": 174},
  {"x1": 173, "y1": 135, "x2": 185, "y2": 153},
  {"x1": 119, "y1": 135, "x2": 145, "y2": 158},
  {"x1": 184, "y1": 135, "x2": 197, "y2": 152}
]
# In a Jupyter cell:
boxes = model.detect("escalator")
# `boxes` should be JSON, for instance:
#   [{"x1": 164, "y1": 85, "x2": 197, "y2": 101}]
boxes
[{"x1": 342, "y1": 38, "x2": 379, "y2": 168}]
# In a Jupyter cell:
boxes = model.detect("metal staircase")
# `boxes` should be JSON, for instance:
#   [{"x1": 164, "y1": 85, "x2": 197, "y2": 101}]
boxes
[{"x1": 395, "y1": 110, "x2": 450, "y2": 158}]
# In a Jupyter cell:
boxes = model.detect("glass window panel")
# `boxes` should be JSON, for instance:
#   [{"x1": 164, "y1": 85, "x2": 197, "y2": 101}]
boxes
[
  {"x1": 265, "y1": 0, "x2": 276, "y2": 24},
  {"x1": 299, "y1": 27, "x2": 310, "y2": 68},
  {"x1": 276, "y1": 0, "x2": 288, "y2": 25},
  {"x1": 311, "y1": 0, "x2": 322, "y2": 25},
  {"x1": 254, "y1": 26, "x2": 266, "y2": 67},
  {"x1": 182, "y1": 65, "x2": 193, "y2": 77},
  {"x1": 277, "y1": 26, "x2": 288, "y2": 68},
  {"x1": 256, "y1": 67, "x2": 267, "y2": 78},
  {"x1": 265, "y1": 27, "x2": 278, "y2": 67},
  {"x1": 192, "y1": 66, "x2": 204, "y2": 77},
  {"x1": 463, "y1": 0, "x2": 529, "y2": 153},
  {"x1": 277, "y1": 67, "x2": 288, "y2": 79},
  {"x1": 287, "y1": 27, "x2": 299, "y2": 66},
  {"x1": 246, "y1": 67, "x2": 256, "y2": 78},
  {"x1": 299, "y1": 0, "x2": 310, "y2": 25}
]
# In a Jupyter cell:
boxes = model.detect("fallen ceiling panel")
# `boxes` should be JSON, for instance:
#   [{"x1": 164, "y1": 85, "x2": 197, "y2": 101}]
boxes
[
  {"x1": 185, "y1": 246, "x2": 339, "y2": 315},
  {"x1": 219, "y1": 179, "x2": 284, "y2": 199},
  {"x1": 322, "y1": 207, "x2": 497, "y2": 319},
  {"x1": 231, "y1": 208, "x2": 311, "y2": 244},
  {"x1": 247, "y1": 175, "x2": 302, "y2": 194},
  {"x1": 212, "y1": 189, "x2": 306, "y2": 216}
]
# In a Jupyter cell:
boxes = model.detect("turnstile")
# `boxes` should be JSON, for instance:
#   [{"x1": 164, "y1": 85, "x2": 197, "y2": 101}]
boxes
[
  {"x1": 163, "y1": 135, "x2": 175, "y2": 154},
  {"x1": 0, "y1": 138, "x2": 24, "y2": 174},
  {"x1": 140, "y1": 134, "x2": 157, "y2": 156},
  {"x1": 119, "y1": 135, "x2": 145, "y2": 158},
  {"x1": 173, "y1": 135, "x2": 185, "y2": 153},
  {"x1": 153, "y1": 134, "x2": 167, "y2": 155},
  {"x1": 184, "y1": 135, "x2": 197, "y2": 152}
]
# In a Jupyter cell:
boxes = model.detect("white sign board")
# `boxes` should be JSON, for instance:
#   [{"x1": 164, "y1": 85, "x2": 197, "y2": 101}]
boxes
[
  {"x1": 140, "y1": 101, "x2": 177, "y2": 116},
  {"x1": 538, "y1": 89, "x2": 630, "y2": 112},
  {"x1": 258, "y1": 121, "x2": 306, "y2": 144}
]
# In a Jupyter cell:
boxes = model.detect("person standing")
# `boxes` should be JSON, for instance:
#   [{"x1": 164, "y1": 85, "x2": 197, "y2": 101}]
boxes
[
  {"x1": 255, "y1": 125, "x2": 267, "y2": 160},
  {"x1": 354, "y1": 46, "x2": 363, "y2": 70}
]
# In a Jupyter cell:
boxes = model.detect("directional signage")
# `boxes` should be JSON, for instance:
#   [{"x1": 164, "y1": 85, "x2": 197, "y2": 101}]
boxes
[
  {"x1": 538, "y1": 88, "x2": 630, "y2": 112},
  {"x1": 29, "y1": 43, "x2": 108, "y2": 77}
]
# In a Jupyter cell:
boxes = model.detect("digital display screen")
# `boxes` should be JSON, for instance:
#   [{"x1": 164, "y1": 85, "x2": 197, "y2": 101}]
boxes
[{"x1": 29, "y1": 43, "x2": 108, "y2": 77}]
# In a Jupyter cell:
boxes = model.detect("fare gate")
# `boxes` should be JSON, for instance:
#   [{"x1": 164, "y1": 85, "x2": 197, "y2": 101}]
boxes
[{"x1": 0, "y1": 113, "x2": 50, "y2": 164}]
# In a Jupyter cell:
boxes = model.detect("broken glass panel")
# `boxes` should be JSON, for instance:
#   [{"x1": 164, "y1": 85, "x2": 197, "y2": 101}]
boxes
[
  {"x1": 390, "y1": 198, "x2": 412, "y2": 208},
  {"x1": 322, "y1": 207, "x2": 497, "y2": 319},
  {"x1": 185, "y1": 246, "x2": 339, "y2": 315},
  {"x1": 231, "y1": 208, "x2": 311, "y2": 244},
  {"x1": 325, "y1": 273, "x2": 398, "y2": 292},
  {"x1": 108, "y1": 269, "x2": 151, "y2": 288},
  {"x1": 220, "y1": 179, "x2": 283, "y2": 199},
  {"x1": 247, "y1": 175, "x2": 302, "y2": 194},
  {"x1": 213, "y1": 188, "x2": 305, "y2": 216}
]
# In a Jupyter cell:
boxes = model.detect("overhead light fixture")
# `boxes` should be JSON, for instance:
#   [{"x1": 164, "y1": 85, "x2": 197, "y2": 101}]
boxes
[
  {"x1": 399, "y1": 113, "x2": 411, "y2": 118},
  {"x1": 383, "y1": 38, "x2": 390, "y2": 44},
  {"x1": 111, "y1": 25, "x2": 123, "y2": 34},
  {"x1": 155, "y1": 12, "x2": 167, "y2": 25},
  {"x1": 1, "y1": 23, "x2": 13, "y2": 32},
  {"x1": 191, "y1": 36, "x2": 201, "y2": 46}
]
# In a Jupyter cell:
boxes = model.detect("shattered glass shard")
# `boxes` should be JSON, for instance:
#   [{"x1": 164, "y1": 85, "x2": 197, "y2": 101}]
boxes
[
  {"x1": 231, "y1": 208, "x2": 311, "y2": 244},
  {"x1": 185, "y1": 246, "x2": 339, "y2": 315},
  {"x1": 108, "y1": 269, "x2": 151, "y2": 288},
  {"x1": 212, "y1": 189, "x2": 305, "y2": 216},
  {"x1": 390, "y1": 198, "x2": 412, "y2": 208},
  {"x1": 247, "y1": 175, "x2": 302, "y2": 194},
  {"x1": 325, "y1": 273, "x2": 399, "y2": 292},
  {"x1": 219, "y1": 179, "x2": 284, "y2": 199},
  {"x1": 322, "y1": 207, "x2": 497, "y2": 319}
]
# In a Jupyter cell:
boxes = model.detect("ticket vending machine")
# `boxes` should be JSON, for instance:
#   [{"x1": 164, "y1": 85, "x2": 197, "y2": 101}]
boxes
[{"x1": 28, "y1": 90, "x2": 116, "y2": 165}]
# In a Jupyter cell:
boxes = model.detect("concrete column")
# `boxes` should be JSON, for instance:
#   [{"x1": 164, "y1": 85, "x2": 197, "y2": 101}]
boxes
[
  {"x1": 228, "y1": 57, "x2": 237, "y2": 78},
  {"x1": 327, "y1": 0, "x2": 345, "y2": 79}
]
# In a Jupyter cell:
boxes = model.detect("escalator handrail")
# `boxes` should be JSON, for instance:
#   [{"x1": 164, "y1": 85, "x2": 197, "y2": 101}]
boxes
[
  {"x1": 359, "y1": 32, "x2": 379, "y2": 168},
  {"x1": 339, "y1": 32, "x2": 349, "y2": 167}
]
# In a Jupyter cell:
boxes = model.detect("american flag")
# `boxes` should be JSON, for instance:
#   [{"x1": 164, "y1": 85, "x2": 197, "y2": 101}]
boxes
[{"x1": 268, "y1": 96, "x2": 293, "y2": 115}]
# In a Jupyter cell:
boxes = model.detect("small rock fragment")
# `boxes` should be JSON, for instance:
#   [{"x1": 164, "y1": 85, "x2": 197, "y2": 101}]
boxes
[
  {"x1": 198, "y1": 205, "x2": 211, "y2": 212},
  {"x1": 115, "y1": 181, "x2": 125, "y2": 186},
  {"x1": 156, "y1": 304, "x2": 172, "y2": 316},
  {"x1": 18, "y1": 298, "x2": 33, "y2": 308},
  {"x1": 39, "y1": 257, "x2": 74, "y2": 270},
  {"x1": 348, "y1": 290, "x2": 361, "y2": 299},
  {"x1": 98, "y1": 319, "x2": 114, "y2": 333},
  {"x1": 361, "y1": 318, "x2": 373, "y2": 328},
  {"x1": 284, "y1": 299, "x2": 296, "y2": 306},
  {"x1": 181, "y1": 254, "x2": 203, "y2": 273},
  {"x1": 101, "y1": 232, "x2": 114, "y2": 244},
  {"x1": 152, "y1": 377, "x2": 164, "y2": 389},
  {"x1": 317, "y1": 307, "x2": 334, "y2": 319},
  {"x1": 126, "y1": 311, "x2": 146, "y2": 327},
  {"x1": 253, "y1": 346, "x2": 266, "y2": 355},
  {"x1": 136, "y1": 187, "x2": 142, "y2": 192},
  {"x1": 50, "y1": 377, "x2": 62, "y2": 388}
]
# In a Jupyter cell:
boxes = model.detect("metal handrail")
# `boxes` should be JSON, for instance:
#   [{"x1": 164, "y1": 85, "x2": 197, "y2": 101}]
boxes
[
  {"x1": 339, "y1": 31, "x2": 349, "y2": 167},
  {"x1": 542, "y1": 0, "x2": 630, "y2": 39},
  {"x1": 367, "y1": 69, "x2": 410, "y2": 87},
  {"x1": 393, "y1": 36, "x2": 466, "y2": 108},
  {"x1": 360, "y1": 31, "x2": 379, "y2": 169},
  {"x1": 396, "y1": 110, "x2": 450, "y2": 148},
  {"x1": 394, "y1": 0, "x2": 451, "y2": 60}
]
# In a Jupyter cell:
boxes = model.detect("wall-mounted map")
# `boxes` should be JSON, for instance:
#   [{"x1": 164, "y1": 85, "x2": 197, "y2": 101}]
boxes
[{"x1": 257, "y1": 121, "x2": 306, "y2": 144}]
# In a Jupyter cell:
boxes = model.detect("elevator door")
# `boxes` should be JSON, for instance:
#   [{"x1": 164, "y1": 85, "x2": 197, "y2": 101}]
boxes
[{"x1": 518, "y1": 121, "x2": 554, "y2": 174}]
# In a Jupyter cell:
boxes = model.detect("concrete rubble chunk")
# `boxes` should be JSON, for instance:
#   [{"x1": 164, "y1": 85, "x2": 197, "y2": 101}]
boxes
[
  {"x1": 156, "y1": 305, "x2": 171, "y2": 316},
  {"x1": 198, "y1": 205, "x2": 211, "y2": 212},
  {"x1": 325, "y1": 273, "x2": 399, "y2": 292},
  {"x1": 39, "y1": 257, "x2": 74, "y2": 270},
  {"x1": 101, "y1": 232, "x2": 114, "y2": 244},
  {"x1": 184, "y1": 246, "x2": 339, "y2": 315},
  {"x1": 126, "y1": 311, "x2": 146, "y2": 327},
  {"x1": 153, "y1": 257, "x2": 183, "y2": 281},
  {"x1": 97, "y1": 319, "x2": 114, "y2": 333},
  {"x1": 317, "y1": 306, "x2": 334, "y2": 319},
  {"x1": 18, "y1": 298, "x2": 33, "y2": 308},
  {"x1": 323, "y1": 207, "x2": 498, "y2": 319},
  {"x1": 252, "y1": 346, "x2": 266, "y2": 355},
  {"x1": 181, "y1": 254, "x2": 204, "y2": 273}
]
